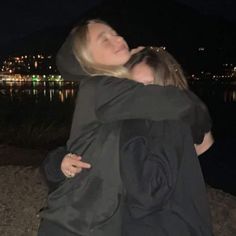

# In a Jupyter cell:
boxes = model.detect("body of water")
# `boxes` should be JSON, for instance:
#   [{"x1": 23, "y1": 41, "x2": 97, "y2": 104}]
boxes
[
  {"x1": 189, "y1": 81, "x2": 236, "y2": 139},
  {"x1": 0, "y1": 79, "x2": 235, "y2": 147},
  {"x1": 0, "y1": 80, "x2": 79, "y2": 104}
]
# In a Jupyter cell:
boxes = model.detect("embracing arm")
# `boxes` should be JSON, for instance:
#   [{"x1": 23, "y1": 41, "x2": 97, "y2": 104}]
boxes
[
  {"x1": 183, "y1": 90, "x2": 214, "y2": 153},
  {"x1": 189, "y1": 91, "x2": 212, "y2": 141},
  {"x1": 195, "y1": 131, "x2": 214, "y2": 156},
  {"x1": 95, "y1": 76, "x2": 194, "y2": 123},
  {"x1": 95, "y1": 77, "x2": 215, "y2": 146}
]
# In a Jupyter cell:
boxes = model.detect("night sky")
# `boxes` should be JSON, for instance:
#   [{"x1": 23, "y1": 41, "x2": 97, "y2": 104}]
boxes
[
  {"x1": 177, "y1": 0, "x2": 236, "y2": 23},
  {"x1": 0, "y1": 0, "x2": 103, "y2": 44},
  {"x1": 0, "y1": 0, "x2": 235, "y2": 55}
]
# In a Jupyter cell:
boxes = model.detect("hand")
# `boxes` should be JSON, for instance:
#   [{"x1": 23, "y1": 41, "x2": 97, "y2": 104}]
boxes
[
  {"x1": 61, "y1": 153, "x2": 91, "y2": 178},
  {"x1": 130, "y1": 46, "x2": 145, "y2": 55}
]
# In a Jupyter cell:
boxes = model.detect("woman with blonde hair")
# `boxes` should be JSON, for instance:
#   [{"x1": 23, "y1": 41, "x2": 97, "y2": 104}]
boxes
[{"x1": 38, "y1": 19, "x2": 211, "y2": 236}]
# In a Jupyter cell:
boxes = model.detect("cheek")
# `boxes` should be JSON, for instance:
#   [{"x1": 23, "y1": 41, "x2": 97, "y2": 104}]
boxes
[
  {"x1": 111, "y1": 53, "x2": 131, "y2": 66},
  {"x1": 89, "y1": 43, "x2": 109, "y2": 65},
  {"x1": 131, "y1": 70, "x2": 153, "y2": 84},
  {"x1": 132, "y1": 74, "x2": 145, "y2": 83},
  {"x1": 95, "y1": 51, "x2": 130, "y2": 66},
  {"x1": 143, "y1": 75, "x2": 154, "y2": 85},
  {"x1": 90, "y1": 48, "x2": 107, "y2": 64},
  {"x1": 131, "y1": 64, "x2": 155, "y2": 84},
  {"x1": 140, "y1": 77, "x2": 153, "y2": 85}
]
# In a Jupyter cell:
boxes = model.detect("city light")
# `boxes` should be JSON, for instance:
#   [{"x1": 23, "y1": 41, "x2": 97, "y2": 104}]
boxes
[
  {"x1": 0, "y1": 53, "x2": 57, "y2": 76},
  {"x1": 198, "y1": 47, "x2": 205, "y2": 51},
  {"x1": 0, "y1": 52, "x2": 235, "y2": 83}
]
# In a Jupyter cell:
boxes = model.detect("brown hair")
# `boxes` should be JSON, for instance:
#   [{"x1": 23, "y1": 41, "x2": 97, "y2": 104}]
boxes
[{"x1": 125, "y1": 46, "x2": 188, "y2": 89}]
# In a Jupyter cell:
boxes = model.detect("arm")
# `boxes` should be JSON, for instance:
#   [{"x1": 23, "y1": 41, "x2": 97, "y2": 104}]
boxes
[
  {"x1": 195, "y1": 131, "x2": 214, "y2": 156},
  {"x1": 41, "y1": 146, "x2": 67, "y2": 192},
  {"x1": 179, "y1": 91, "x2": 214, "y2": 155},
  {"x1": 184, "y1": 90, "x2": 213, "y2": 145},
  {"x1": 95, "y1": 76, "x2": 194, "y2": 123},
  {"x1": 42, "y1": 146, "x2": 91, "y2": 192}
]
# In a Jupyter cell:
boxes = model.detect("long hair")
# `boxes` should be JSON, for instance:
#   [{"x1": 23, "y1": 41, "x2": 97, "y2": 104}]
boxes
[
  {"x1": 71, "y1": 19, "x2": 130, "y2": 79},
  {"x1": 125, "y1": 47, "x2": 188, "y2": 89}
]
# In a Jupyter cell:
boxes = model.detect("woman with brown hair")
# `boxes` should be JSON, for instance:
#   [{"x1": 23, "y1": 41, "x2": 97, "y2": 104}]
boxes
[{"x1": 38, "y1": 20, "x2": 211, "y2": 236}]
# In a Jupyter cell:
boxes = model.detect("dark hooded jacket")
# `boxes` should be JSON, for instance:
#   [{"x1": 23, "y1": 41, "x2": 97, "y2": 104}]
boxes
[
  {"x1": 120, "y1": 120, "x2": 213, "y2": 236},
  {"x1": 39, "y1": 30, "x2": 211, "y2": 236}
]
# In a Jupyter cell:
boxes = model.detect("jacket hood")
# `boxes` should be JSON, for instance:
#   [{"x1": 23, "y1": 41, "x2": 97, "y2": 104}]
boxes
[{"x1": 56, "y1": 30, "x2": 89, "y2": 81}]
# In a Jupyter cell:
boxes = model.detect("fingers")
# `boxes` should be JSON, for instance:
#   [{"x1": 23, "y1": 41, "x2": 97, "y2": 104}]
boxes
[
  {"x1": 62, "y1": 165, "x2": 81, "y2": 178},
  {"x1": 70, "y1": 155, "x2": 91, "y2": 169},
  {"x1": 61, "y1": 153, "x2": 91, "y2": 178},
  {"x1": 130, "y1": 46, "x2": 145, "y2": 55},
  {"x1": 64, "y1": 166, "x2": 82, "y2": 178},
  {"x1": 64, "y1": 170, "x2": 76, "y2": 178}
]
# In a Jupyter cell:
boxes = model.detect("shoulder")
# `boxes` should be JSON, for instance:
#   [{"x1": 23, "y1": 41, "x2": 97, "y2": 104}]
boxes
[
  {"x1": 185, "y1": 90, "x2": 208, "y2": 109},
  {"x1": 80, "y1": 75, "x2": 139, "y2": 89},
  {"x1": 96, "y1": 75, "x2": 140, "y2": 88}
]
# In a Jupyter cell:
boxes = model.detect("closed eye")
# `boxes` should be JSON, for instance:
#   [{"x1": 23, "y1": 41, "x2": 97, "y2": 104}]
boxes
[
  {"x1": 111, "y1": 30, "x2": 119, "y2": 36},
  {"x1": 102, "y1": 37, "x2": 109, "y2": 43}
]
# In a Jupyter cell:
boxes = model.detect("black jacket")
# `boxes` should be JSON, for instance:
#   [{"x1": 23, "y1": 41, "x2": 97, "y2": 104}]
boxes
[
  {"x1": 39, "y1": 32, "x2": 211, "y2": 235},
  {"x1": 120, "y1": 120, "x2": 213, "y2": 236},
  {"x1": 40, "y1": 122, "x2": 124, "y2": 236}
]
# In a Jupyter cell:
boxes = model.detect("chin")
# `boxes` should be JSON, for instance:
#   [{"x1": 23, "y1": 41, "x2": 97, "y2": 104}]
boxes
[{"x1": 122, "y1": 55, "x2": 132, "y2": 64}]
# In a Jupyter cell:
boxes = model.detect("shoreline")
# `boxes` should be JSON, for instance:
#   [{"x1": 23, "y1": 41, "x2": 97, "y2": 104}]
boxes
[
  {"x1": 0, "y1": 145, "x2": 236, "y2": 235},
  {"x1": 0, "y1": 144, "x2": 48, "y2": 166}
]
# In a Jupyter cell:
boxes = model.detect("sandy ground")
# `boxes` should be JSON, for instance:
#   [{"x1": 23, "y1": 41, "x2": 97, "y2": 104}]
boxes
[
  {"x1": 0, "y1": 166, "x2": 47, "y2": 236},
  {"x1": 0, "y1": 145, "x2": 236, "y2": 236}
]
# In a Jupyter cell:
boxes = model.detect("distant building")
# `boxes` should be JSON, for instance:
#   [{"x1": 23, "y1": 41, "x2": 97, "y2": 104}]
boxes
[{"x1": 0, "y1": 54, "x2": 58, "y2": 75}]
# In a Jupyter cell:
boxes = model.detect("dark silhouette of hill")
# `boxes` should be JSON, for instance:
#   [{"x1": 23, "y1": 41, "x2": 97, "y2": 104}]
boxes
[
  {"x1": 1, "y1": 0, "x2": 235, "y2": 72},
  {"x1": 0, "y1": 26, "x2": 70, "y2": 57}
]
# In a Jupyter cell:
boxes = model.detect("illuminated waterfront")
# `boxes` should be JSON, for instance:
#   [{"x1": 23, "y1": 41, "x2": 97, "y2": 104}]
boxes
[
  {"x1": 0, "y1": 75, "x2": 79, "y2": 148},
  {"x1": 0, "y1": 74, "x2": 235, "y2": 143},
  {"x1": 0, "y1": 74, "x2": 236, "y2": 103},
  {"x1": 0, "y1": 75, "x2": 79, "y2": 103}
]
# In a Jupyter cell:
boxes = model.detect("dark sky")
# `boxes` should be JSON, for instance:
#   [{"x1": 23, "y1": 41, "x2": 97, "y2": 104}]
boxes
[
  {"x1": 0, "y1": 0, "x2": 103, "y2": 44},
  {"x1": 0, "y1": 0, "x2": 235, "y2": 50},
  {"x1": 176, "y1": 0, "x2": 236, "y2": 22}
]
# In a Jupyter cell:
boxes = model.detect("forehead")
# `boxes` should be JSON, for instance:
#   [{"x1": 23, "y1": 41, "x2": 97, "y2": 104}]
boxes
[
  {"x1": 87, "y1": 22, "x2": 113, "y2": 41},
  {"x1": 131, "y1": 61, "x2": 152, "y2": 73}
]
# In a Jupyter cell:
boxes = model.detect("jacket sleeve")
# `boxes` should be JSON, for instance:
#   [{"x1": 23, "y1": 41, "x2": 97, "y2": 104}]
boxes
[
  {"x1": 41, "y1": 146, "x2": 67, "y2": 192},
  {"x1": 182, "y1": 90, "x2": 212, "y2": 144},
  {"x1": 95, "y1": 76, "x2": 194, "y2": 123},
  {"x1": 120, "y1": 135, "x2": 176, "y2": 219}
]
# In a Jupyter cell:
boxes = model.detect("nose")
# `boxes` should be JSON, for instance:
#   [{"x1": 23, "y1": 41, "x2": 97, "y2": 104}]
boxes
[
  {"x1": 113, "y1": 35, "x2": 124, "y2": 43},
  {"x1": 111, "y1": 34, "x2": 128, "y2": 52}
]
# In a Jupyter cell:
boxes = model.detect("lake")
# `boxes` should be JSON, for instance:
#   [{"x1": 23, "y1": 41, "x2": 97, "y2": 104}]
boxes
[{"x1": 0, "y1": 79, "x2": 235, "y2": 148}]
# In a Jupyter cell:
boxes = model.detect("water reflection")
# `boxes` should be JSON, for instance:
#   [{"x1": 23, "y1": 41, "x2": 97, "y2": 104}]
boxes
[
  {"x1": 0, "y1": 80, "x2": 78, "y2": 103},
  {"x1": 224, "y1": 90, "x2": 236, "y2": 102},
  {"x1": 1, "y1": 78, "x2": 236, "y2": 104},
  {"x1": 189, "y1": 81, "x2": 236, "y2": 103}
]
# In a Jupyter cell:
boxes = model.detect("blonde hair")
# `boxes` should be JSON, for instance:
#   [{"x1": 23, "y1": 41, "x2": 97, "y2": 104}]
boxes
[
  {"x1": 71, "y1": 19, "x2": 130, "y2": 79},
  {"x1": 126, "y1": 46, "x2": 188, "y2": 90}
]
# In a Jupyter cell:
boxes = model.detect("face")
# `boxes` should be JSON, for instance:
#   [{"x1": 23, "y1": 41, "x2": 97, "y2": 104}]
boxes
[
  {"x1": 130, "y1": 61, "x2": 154, "y2": 85},
  {"x1": 87, "y1": 22, "x2": 131, "y2": 66}
]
